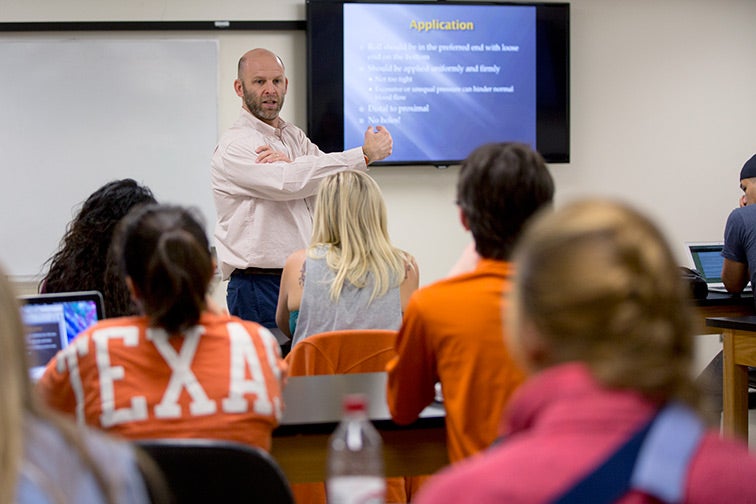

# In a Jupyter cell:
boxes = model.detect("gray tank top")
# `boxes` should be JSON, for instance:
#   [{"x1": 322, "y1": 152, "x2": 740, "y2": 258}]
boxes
[{"x1": 291, "y1": 245, "x2": 402, "y2": 347}]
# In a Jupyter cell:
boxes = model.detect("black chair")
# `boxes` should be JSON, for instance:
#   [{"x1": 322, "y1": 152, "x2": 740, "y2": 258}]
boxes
[{"x1": 136, "y1": 438, "x2": 294, "y2": 504}]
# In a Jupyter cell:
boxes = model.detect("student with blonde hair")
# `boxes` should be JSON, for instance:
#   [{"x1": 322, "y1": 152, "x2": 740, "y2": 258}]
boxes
[
  {"x1": 416, "y1": 199, "x2": 756, "y2": 504},
  {"x1": 0, "y1": 263, "x2": 150, "y2": 503},
  {"x1": 276, "y1": 170, "x2": 418, "y2": 348}
]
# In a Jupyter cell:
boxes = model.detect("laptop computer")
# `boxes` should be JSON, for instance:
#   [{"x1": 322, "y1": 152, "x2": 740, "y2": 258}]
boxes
[
  {"x1": 685, "y1": 242, "x2": 752, "y2": 293},
  {"x1": 19, "y1": 291, "x2": 105, "y2": 380}
]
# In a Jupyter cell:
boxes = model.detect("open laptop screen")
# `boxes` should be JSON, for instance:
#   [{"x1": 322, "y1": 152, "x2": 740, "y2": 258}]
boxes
[
  {"x1": 19, "y1": 291, "x2": 105, "y2": 380},
  {"x1": 688, "y1": 243, "x2": 725, "y2": 284}
]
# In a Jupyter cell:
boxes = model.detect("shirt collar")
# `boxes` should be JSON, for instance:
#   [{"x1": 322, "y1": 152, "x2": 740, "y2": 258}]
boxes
[
  {"x1": 238, "y1": 107, "x2": 289, "y2": 135},
  {"x1": 474, "y1": 258, "x2": 515, "y2": 277}
]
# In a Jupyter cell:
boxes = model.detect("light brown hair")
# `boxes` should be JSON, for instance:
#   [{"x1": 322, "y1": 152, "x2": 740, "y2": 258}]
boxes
[{"x1": 511, "y1": 199, "x2": 700, "y2": 407}]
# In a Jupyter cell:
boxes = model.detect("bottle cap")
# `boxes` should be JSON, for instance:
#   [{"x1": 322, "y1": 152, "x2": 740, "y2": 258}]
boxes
[{"x1": 343, "y1": 393, "x2": 368, "y2": 413}]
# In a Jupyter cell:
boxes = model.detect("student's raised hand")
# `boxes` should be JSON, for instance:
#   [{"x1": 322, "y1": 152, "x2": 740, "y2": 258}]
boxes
[{"x1": 362, "y1": 125, "x2": 393, "y2": 164}]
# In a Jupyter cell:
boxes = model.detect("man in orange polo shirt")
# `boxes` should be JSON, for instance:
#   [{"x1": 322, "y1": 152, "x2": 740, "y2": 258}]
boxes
[{"x1": 387, "y1": 142, "x2": 555, "y2": 464}]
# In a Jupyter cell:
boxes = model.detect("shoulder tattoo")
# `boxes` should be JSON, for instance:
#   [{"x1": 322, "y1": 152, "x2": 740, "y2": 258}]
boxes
[{"x1": 298, "y1": 261, "x2": 306, "y2": 287}]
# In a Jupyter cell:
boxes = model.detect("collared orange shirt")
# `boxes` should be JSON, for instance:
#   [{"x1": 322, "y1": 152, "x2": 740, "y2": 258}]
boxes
[{"x1": 387, "y1": 259, "x2": 526, "y2": 463}]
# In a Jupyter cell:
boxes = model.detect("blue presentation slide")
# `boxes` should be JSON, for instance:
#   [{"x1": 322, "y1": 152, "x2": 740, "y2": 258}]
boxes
[{"x1": 344, "y1": 3, "x2": 536, "y2": 163}]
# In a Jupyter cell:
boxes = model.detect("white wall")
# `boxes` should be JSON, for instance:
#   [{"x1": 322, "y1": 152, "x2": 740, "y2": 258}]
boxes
[
  {"x1": 560, "y1": 0, "x2": 756, "y2": 258},
  {"x1": 2, "y1": 0, "x2": 755, "y2": 288}
]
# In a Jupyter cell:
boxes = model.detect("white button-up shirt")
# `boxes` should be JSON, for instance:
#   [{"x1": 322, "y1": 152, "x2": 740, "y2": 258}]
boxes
[{"x1": 211, "y1": 109, "x2": 366, "y2": 279}]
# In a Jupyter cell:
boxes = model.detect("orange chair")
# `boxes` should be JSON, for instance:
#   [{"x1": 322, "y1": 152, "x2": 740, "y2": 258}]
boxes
[
  {"x1": 286, "y1": 329, "x2": 399, "y2": 376},
  {"x1": 285, "y1": 329, "x2": 413, "y2": 504}
]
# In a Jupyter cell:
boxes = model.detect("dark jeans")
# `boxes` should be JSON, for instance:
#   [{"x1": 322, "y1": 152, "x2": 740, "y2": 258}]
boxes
[{"x1": 227, "y1": 271, "x2": 289, "y2": 348}]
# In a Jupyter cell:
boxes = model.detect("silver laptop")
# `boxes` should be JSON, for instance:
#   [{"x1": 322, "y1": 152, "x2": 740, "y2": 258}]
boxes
[
  {"x1": 19, "y1": 291, "x2": 105, "y2": 380},
  {"x1": 685, "y1": 242, "x2": 752, "y2": 293}
]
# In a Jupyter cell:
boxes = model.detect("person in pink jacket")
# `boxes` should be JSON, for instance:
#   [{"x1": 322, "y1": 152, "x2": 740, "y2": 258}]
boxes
[{"x1": 416, "y1": 199, "x2": 756, "y2": 504}]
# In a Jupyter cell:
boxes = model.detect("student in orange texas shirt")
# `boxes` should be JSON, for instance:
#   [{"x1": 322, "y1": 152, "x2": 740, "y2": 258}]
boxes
[{"x1": 38, "y1": 204, "x2": 285, "y2": 452}]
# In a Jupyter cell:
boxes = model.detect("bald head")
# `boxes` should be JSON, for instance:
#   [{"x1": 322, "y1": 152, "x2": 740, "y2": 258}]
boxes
[
  {"x1": 234, "y1": 48, "x2": 289, "y2": 127},
  {"x1": 238, "y1": 48, "x2": 286, "y2": 80}
]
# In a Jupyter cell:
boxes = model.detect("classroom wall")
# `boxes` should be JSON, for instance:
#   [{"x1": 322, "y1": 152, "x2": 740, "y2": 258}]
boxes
[{"x1": 2, "y1": 0, "x2": 755, "y2": 292}]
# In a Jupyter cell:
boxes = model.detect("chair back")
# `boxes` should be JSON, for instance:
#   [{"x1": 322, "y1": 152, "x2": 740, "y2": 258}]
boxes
[
  {"x1": 284, "y1": 329, "x2": 407, "y2": 503},
  {"x1": 285, "y1": 329, "x2": 398, "y2": 376},
  {"x1": 137, "y1": 438, "x2": 294, "y2": 504}
]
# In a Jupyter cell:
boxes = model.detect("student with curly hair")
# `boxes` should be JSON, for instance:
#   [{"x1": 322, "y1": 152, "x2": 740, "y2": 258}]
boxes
[{"x1": 41, "y1": 178, "x2": 156, "y2": 317}]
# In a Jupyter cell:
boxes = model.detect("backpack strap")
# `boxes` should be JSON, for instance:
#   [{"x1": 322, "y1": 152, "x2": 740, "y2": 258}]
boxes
[
  {"x1": 553, "y1": 403, "x2": 704, "y2": 504},
  {"x1": 630, "y1": 402, "x2": 705, "y2": 503}
]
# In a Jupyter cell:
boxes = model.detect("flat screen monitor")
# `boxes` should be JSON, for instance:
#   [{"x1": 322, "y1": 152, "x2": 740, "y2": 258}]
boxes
[{"x1": 307, "y1": 0, "x2": 570, "y2": 166}]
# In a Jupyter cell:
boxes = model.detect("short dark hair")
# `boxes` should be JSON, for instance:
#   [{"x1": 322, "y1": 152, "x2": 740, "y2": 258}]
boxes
[
  {"x1": 113, "y1": 204, "x2": 213, "y2": 334},
  {"x1": 456, "y1": 143, "x2": 554, "y2": 260}
]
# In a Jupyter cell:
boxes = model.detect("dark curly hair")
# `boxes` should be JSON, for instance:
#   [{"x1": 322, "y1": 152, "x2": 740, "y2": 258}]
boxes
[{"x1": 41, "y1": 179, "x2": 156, "y2": 317}]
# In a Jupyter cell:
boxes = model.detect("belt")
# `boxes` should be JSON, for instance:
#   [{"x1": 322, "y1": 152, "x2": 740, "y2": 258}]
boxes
[{"x1": 234, "y1": 267, "x2": 283, "y2": 276}]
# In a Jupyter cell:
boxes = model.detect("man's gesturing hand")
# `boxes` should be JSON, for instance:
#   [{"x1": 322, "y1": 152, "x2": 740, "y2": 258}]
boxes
[{"x1": 362, "y1": 125, "x2": 393, "y2": 164}]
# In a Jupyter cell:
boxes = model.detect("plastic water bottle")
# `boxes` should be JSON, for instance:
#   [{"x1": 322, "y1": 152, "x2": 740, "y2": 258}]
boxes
[{"x1": 327, "y1": 394, "x2": 386, "y2": 504}]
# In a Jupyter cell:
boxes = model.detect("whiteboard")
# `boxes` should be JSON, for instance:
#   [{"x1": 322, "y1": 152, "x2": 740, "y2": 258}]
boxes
[{"x1": 0, "y1": 38, "x2": 219, "y2": 280}]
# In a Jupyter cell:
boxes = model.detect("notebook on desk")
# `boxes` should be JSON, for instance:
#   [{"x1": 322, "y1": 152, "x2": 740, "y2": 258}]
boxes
[
  {"x1": 19, "y1": 291, "x2": 105, "y2": 380},
  {"x1": 686, "y1": 242, "x2": 752, "y2": 293}
]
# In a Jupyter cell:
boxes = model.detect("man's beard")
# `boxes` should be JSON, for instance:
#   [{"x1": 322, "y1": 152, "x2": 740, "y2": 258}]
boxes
[{"x1": 244, "y1": 87, "x2": 285, "y2": 123}]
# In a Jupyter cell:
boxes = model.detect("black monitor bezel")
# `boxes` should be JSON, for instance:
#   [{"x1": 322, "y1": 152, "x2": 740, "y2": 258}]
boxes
[{"x1": 306, "y1": 0, "x2": 570, "y2": 166}]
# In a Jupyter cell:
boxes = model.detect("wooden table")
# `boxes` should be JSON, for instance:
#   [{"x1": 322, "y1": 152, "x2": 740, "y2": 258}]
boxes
[
  {"x1": 694, "y1": 291, "x2": 752, "y2": 332},
  {"x1": 706, "y1": 315, "x2": 756, "y2": 440},
  {"x1": 271, "y1": 372, "x2": 447, "y2": 483},
  {"x1": 269, "y1": 293, "x2": 754, "y2": 482}
]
